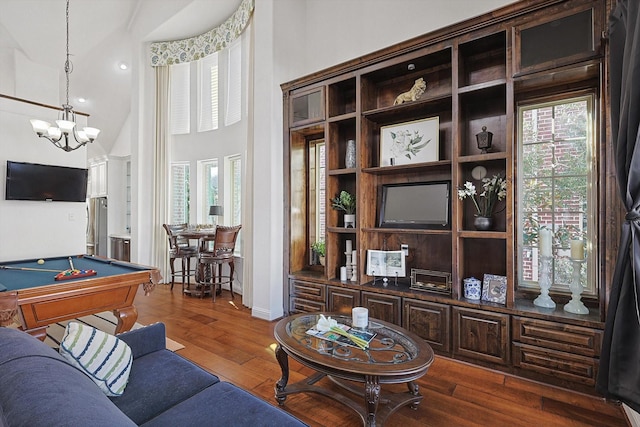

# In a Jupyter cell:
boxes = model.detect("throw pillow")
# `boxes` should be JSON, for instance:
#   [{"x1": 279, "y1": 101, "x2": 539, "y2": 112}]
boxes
[{"x1": 59, "y1": 321, "x2": 132, "y2": 397}]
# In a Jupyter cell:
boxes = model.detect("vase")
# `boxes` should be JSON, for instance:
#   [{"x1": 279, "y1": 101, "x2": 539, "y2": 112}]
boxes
[
  {"x1": 474, "y1": 216, "x2": 493, "y2": 231},
  {"x1": 344, "y1": 214, "x2": 355, "y2": 228},
  {"x1": 345, "y1": 140, "x2": 356, "y2": 168}
]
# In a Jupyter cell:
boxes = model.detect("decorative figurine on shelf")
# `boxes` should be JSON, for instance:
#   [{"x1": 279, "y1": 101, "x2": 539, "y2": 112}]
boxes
[
  {"x1": 476, "y1": 125, "x2": 493, "y2": 154},
  {"x1": 393, "y1": 77, "x2": 426, "y2": 105}
]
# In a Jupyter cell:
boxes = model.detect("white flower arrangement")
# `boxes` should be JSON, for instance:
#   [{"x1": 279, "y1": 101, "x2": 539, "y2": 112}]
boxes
[{"x1": 457, "y1": 175, "x2": 507, "y2": 217}]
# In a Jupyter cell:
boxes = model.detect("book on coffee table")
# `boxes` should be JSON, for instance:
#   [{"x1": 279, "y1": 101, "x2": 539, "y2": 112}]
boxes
[{"x1": 306, "y1": 324, "x2": 376, "y2": 349}]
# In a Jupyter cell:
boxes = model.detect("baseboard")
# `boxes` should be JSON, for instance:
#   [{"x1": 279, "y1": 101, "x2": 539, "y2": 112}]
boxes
[{"x1": 624, "y1": 404, "x2": 639, "y2": 427}]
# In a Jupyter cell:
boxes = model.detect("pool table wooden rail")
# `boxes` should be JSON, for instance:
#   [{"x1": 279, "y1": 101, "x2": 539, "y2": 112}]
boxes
[{"x1": 0, "y1": 258, "x2": 160, "y2": 340}]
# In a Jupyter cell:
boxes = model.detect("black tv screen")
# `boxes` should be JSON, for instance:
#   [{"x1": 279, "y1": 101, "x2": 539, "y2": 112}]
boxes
[
  {"x1": 5, "y1": 161, "x2": 88, "y2": 202},
  {"x1": 378, "y1": 181, "x2": 451, "y2": 229}
]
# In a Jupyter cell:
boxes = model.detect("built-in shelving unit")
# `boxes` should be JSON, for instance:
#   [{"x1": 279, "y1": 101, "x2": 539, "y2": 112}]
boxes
[{"x1": 283, "y1": 0, "x2": 614, "y2": 395}]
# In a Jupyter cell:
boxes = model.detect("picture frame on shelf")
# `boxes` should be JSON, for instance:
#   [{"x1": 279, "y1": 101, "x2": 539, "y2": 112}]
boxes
[
  {"x1": 482, "y1": 274, "x2": 507, "y2": 304},
  {"x1": 380, "y1": 116, "x2": 439, "y2": 167}
]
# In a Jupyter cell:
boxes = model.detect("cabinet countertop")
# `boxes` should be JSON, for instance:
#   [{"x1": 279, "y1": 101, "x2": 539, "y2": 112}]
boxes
[{"x1": 109, "y1": 234, "x2": 131, "y2": 240}]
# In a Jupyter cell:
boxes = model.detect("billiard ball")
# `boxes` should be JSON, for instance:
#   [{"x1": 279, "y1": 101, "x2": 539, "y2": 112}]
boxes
[{"x1": 37, "y1": 259, "x2": 45, "y2": 265}]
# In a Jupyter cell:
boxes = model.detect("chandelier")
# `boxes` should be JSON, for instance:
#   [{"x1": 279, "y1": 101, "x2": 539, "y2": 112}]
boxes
[{"x1": 30, "y1": 0, "x2": 100, "y2": 152}]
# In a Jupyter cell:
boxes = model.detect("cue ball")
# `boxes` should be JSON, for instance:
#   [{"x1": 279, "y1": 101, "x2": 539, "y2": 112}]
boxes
[{"x1": 37, "y1": 259, "x2": 45, "y2": 264}]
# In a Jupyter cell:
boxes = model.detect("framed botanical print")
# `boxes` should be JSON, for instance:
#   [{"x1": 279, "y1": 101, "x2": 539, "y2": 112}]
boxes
[{"x1": 380, "y1": 117, "x2": 439, "y2": 166}]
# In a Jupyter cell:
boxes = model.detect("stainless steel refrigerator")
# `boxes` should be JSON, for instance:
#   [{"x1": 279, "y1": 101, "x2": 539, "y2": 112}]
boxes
[{"x1": 87, "y1": 197, "x2": 108, "y2": 257}]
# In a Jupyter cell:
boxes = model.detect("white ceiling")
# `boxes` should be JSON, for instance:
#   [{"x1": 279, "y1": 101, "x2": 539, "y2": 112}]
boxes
[{"x1": 0, "y1": 0, "x2": 243, "y2": 154}]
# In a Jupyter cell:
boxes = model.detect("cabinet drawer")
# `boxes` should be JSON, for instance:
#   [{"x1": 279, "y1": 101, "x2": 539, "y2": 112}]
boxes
[
  {"x1": 289, "y1": 280, "x2": 326, "y2": 302},
  {"x1": 362, "y1": 291, "x2": 402, "y2": 326},
  {"x1": 513, "y1": 342, "x2": 598, "y2": 387},
  {"x1": 403, "y1": 298, "x2": 450, "y2": 354},
  {"x1": 453, "y1": 307, "x2": 510, "y2": 365},
  {"x1": 512, "y1": 317, "x2": 602, "y2": 357},
  {"x1": 327, "y1": 286, "x2": 360, "y2": 314},
  {"x1": 289, "y1": 297, "x2": 326, "y2": 314}
]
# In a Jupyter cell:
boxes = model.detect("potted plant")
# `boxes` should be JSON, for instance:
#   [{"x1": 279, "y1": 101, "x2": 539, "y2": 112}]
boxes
[
  {"x1": 457, "y1": 174, "x2": 507, "y2": 230},
  {"x1": 311, "y1": 240, "x2": 326, "y2": 266},
  {"x1": 331, "y1": 190, "x2": 356, "y2": 228}
]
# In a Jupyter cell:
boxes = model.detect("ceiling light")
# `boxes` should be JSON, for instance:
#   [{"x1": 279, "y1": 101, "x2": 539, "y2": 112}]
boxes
[
  {"x1": 119, "y1": 63, "x2": 128, "y2": 70},
  {"x1": 30, "y1": 0, "x2": 100, "y2": 152},
  {"x1": 77, "y1": 97, "x2": 86, "y2": 103}
]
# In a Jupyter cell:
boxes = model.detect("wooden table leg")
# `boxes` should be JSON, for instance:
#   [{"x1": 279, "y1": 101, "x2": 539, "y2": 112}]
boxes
[
  {"x1": 365, "y1": 375, "x2": 381, "y2": 427},
  {"x1": 113, "y1": 305, "x2": 138, "y2": 334},
  {"x1": 407, "y1": 381, "x2": 420, "y2": 409},
  {"x1": 275, "y1": 344, "x2": 290, "y2": 405}
]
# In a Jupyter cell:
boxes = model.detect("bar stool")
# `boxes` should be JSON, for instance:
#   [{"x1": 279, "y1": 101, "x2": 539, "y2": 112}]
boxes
[
  {"x1": 196, "y1": 225, "x2": 242, "y2": 301},
  {"x1": 162, "y1": 224, "x2": 198, "y2": 291}
]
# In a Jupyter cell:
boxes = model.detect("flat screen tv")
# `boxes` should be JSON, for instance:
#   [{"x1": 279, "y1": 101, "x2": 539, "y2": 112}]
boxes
[
  {"x1": 378, "y1": 181, "x2": 451, "y2": 229},
  {"x1": 5, "y1": 160, "x2": 88, "y2": 202}
]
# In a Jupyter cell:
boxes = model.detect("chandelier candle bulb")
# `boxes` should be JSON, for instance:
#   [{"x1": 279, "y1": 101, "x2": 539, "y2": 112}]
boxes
[
  {"x1": 571, "y1": 239, "x2": 584, "y2": 260},
  {"x1": 540, "y1": 228, "x2": 553, "y2": 257}
]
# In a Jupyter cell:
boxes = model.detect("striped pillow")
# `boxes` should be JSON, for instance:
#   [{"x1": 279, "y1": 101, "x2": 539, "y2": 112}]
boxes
[{"x1": 59, "y1": 321, "x2": 132, "y2": 397}]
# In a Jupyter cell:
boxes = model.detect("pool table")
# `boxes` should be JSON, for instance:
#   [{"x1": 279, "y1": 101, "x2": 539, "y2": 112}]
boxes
[{"x1": 0, "y1": 255, "x2": 160, "y2": 340}]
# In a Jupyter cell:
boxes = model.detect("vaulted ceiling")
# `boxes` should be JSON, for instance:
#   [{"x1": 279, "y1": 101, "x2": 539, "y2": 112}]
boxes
[{"x1": 0, "y1": 0, "x2": 242, "y2": 155}]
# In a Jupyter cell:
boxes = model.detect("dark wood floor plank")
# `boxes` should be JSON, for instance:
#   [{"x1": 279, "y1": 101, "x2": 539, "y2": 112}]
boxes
[{"x1": 132, "y1": 285, "x2": 627, "y2": 427}]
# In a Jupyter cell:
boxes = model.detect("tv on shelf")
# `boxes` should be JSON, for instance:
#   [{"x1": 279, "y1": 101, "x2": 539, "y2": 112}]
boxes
[
  {"x1": 5, "y1": 160, "x2": 88, "y2": 202},
  {"x1": 378, "y1": 181, "x2": 451, "y2": 229}
]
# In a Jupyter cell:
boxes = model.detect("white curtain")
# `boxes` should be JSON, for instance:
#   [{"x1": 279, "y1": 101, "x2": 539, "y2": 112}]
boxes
[{"x1": 151, "y1": 66, "x2": 171, "y2": 282}]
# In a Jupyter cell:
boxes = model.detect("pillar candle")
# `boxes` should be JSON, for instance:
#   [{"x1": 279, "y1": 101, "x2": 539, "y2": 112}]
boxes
[
  {"x1": 352, "y1": 250, "x2": 357, "y2": 261},
  {"x1": 345, "y1": 240, "x2": 352, "y2": 253},
  {"x1": 571, "y1": 239, "x2": 584, "y2": 260},
  {"x1": 540, "y1": 228, "x2": 552, "y2": 257},
  {"x1": 340, "y1": 266, "x2": 348, "y2": 281}
]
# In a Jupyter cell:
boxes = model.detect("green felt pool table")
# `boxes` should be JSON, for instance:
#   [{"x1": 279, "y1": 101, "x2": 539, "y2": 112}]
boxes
[{"x1": 0, "y1": 255, "x2": 160, "y2": 340}]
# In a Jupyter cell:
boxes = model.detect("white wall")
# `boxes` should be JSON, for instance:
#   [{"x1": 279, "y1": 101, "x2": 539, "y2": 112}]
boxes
[{"x1": 0, "y1": 97, "x2": 87, "y2": 262}]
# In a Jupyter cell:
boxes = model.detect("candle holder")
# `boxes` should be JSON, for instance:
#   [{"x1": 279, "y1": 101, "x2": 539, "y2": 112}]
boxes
[
  {"x1": 533, "y1": 255, "x2": 556, "y2": 309},
  {"x1": 564, "y1": 259, "x2": 589, "y2": 314},
  {"x1": 345, "y1": 252, "x2": 352, "y2": 281}
]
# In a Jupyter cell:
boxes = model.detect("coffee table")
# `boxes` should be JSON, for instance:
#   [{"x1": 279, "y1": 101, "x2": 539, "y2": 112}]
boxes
[{"x1": 273, "y1": 312, "x2": 434, "y2": 427}]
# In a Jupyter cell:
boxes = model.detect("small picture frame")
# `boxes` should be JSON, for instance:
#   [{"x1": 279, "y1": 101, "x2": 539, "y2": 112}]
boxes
[
  {"x1": 380, "y1": 117, "x2": 439, "y2": 166},
  {"x1": 482, "y1": 274, "x2": 507, "y2": 304}
]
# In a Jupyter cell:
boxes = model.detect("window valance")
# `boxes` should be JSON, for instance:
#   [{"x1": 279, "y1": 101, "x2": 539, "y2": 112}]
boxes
[{"x1": 150, "y1": 0, "x2": 254, "y2": 66}]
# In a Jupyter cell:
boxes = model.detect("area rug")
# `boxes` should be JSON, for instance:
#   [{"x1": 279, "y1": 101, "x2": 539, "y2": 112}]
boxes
[{"x1": 44, "y1": 311, "x2": 185, "y2": 352}]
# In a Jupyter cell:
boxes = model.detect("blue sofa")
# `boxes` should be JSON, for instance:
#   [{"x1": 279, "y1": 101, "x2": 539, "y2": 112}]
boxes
[{"x1": 0, "y1": 323, "x2": 306, "y2": 427}]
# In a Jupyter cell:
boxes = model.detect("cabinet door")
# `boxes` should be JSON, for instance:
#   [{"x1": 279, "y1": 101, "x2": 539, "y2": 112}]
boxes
[
  {"x1": 290, "y1": 297, "x2": 326, "y2": 314},
  {"x1": 327, "y1": 286, "x2": 360, "y2": 315},
  {"x1": 453, "y1": 307, "x2": 509, "y2": 365},
  {"x1": 403, "y1": 298, "x2": 451, "y2": 354},
  {"x1": 362, "y1": 291, "x2": 401, "y2": 325},
  {"x1": 122, "y1": 239, "x2": 130, "y2": 262}
]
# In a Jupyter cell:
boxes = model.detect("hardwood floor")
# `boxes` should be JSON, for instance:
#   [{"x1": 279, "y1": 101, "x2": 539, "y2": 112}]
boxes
[{"x1": 134, "y1": 284, "x2": 627, "y2": 427}]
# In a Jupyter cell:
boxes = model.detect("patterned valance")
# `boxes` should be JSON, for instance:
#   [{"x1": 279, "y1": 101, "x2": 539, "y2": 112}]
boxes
[{"x1": 150, "y1": 0, "x2": 254, "y2": 66}]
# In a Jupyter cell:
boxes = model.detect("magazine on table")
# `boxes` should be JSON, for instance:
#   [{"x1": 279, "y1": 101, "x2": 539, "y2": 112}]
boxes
[
  {"x1": 366, "y1": 249, "x2": 406, "y2": 277},
  {"x1": 306, "y1": 324, "x2": 376, "y2": 349}
]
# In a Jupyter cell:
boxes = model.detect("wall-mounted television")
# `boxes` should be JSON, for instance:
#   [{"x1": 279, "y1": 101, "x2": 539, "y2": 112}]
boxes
[
  {"x1": 5, "y1": 161, "x2": 88, "y2": 202},
  {"x1": 378, "y1": 181, "x2": 451, "y2": 229}
]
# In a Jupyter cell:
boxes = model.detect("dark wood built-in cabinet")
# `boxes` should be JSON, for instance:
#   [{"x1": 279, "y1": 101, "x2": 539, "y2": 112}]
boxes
[{"x1": 283, "y1": 0, "x2": 616, "y2": 394}]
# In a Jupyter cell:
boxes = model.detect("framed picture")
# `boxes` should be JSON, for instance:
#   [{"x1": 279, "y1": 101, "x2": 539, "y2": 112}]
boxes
[
  {"x1": 380, "y1": 117, "x2": 439, "y2": 166},
  {"x1": 482, "y1": 274, "x2": 507, "y2": 304}
]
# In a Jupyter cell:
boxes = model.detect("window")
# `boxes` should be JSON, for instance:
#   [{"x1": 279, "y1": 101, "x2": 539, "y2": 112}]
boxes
[
  {"x1": 225, "y1": 38, "x2": 241, "y2": 126},
  {"x1": 225, "y1": 154, "x2": 242, "y2": 253},
  {"x1": 308, "y1": 139, "x2": 326, "y2": 262},
  {"x1": 197, "y1": 53, "x2": 219, "y2": 132},
  {"x1": 170, "y1": 163, "x2": 190, "y2": 224},
  {"x1": 199, "y1": 159, "x2": 219, "y2": 224},
  {"x1": 170, "y1": 62, "x2": 190, "y2": 134},
  {"x1": 518, "y1": 94, "x2": 596, "y2": 295}
]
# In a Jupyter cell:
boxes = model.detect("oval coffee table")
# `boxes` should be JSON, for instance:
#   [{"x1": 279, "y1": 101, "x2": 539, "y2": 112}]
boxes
[{"x1": 274, "y1": 312, "x2": 434, "y2": 427}]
